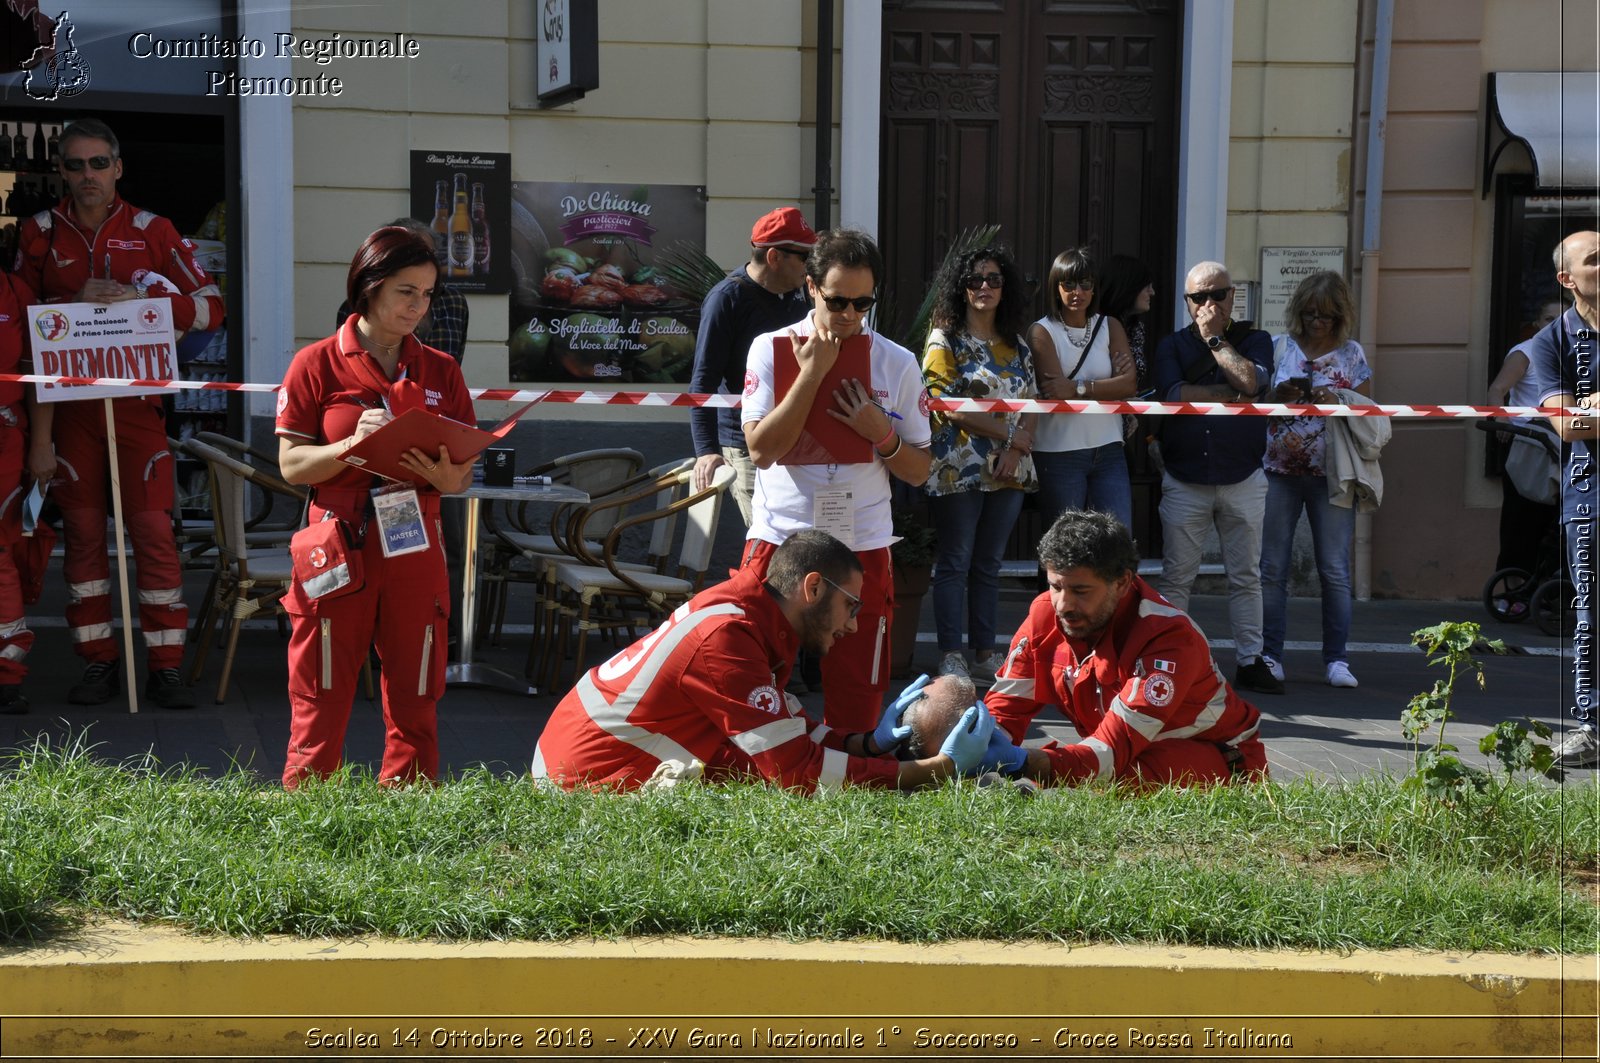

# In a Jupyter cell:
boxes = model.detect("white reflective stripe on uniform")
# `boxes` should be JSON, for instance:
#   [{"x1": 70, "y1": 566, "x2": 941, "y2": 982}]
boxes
[
  {"x1": 139, "y1": 587, "x2": 185, "y2": 606},
  {"x1": 189, "y1": 291, "x2": 216, "y2": 332},
  {"x1": 320, "y1": 618, "x2": 333, "y2": 690},
  {"x1": 572, "y1": 601, "x2": 752, "y2": 770},
  {"x1": 0, "y1": 644, "x2": 26, "y2": 662},
  {"x1": 809, "y1": 723, "x2": 831, "y2": 744},
  {"x1": 0, "y1": 618, "x2": 28, "y2": 639},
  {"x1": 731, "y1": 716, "x2": 808, "y2": 756},
  {"x1": 71, "y1": 622, "x2": 113, "y2": 644},
  {"x1": 1110, "y1": 697, "x2": 1165, "y2": 741},
  {"x1": 1081, "y1": 736, "x2": 1115, "y2": 780},
  {"x1": 1159, "y1": 682, "x2": 1229, "y2": 740},
  {"x1": 417, "y1": 621, "x2": 433, "y2": 697},
  {"x1": 67, "y1": 579, "x2": 111, "y2": 604},
  {"x1": 530, "y1": 745, "x2": 549, "y2": 779},
  {"x1": 143, "y1": 628, "x2": 186, "y2": 647},
  {"x1": 989, "y1": 676, "x2": 1033, "y2": 699},
  {"x1": 818, "y1": 748, "x2": 849, "y2": 786},
  {"x1": 870, "y1": 616, "x2": 885, "y2": 685}
]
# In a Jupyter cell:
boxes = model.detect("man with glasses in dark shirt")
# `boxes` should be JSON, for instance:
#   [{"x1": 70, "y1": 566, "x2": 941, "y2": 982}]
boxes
[{"x1": 1149, "y1": 260, "x2": 1281, "y2": 696}]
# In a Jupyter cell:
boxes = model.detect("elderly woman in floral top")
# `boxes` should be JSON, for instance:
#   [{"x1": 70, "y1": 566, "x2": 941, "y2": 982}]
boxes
[
  {"x1": 921, "y1": 246, "x2": 1038, "y2": 682},
  {"x1": 1260, "y1": 271, "x2": 1372, "y2": 690}
]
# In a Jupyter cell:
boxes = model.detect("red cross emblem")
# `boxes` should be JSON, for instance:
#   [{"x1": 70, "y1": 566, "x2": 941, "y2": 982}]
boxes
[
  {"x1": 141, "y1": 307, "x2": 160, "y2": 326},
  {"x1": 746, "y1": 683, "x2": 782, "y2": 715},
  {"x1": 308, "y1": 546, "x2": 328, "y2": 569}
]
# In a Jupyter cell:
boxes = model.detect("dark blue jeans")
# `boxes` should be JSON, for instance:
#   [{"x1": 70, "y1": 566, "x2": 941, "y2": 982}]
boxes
[
  {"x1": 929, "y1": 487, "x2": 1026, "y2": 654},
  {"x1": 1035, "y1": 441, "x2": 1134, "y2": 532}
]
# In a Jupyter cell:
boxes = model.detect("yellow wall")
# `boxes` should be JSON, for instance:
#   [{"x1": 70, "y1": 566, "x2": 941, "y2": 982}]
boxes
[{"x1": 288, "y1": 0, "x2": 834, "y2": 393}]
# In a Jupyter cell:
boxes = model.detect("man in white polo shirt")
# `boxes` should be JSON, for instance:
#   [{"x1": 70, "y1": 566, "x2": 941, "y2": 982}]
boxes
[{"x1": 739, "y1": 228, "x2": 933, "y2": 732}]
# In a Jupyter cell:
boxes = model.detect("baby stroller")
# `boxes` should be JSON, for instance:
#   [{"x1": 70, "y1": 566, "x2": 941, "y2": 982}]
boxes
[{"x1": 1476, "y1": 418, "x2": 1568, "y2": 636}]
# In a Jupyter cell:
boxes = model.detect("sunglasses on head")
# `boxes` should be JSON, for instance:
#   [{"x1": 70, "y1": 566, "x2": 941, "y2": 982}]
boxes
[
  {"x1": 818, "y1": 292, "x2": 876, "y2": 313},
  {"x1": 61, "y1": 155, "x2": 115, "y2": 172},
  {"x1": 820, "y1": 575, "x2": 862, "y2": 619},
  {"x1": 964, "y1": 272, "x2": 1004, "y2": 291},
  {"x1": 1186, "y1": 287, "x2": 1232, "y2": 305},
  {"x1": 1059, "y1": 279, "x2": 1095, "y2": 292}
]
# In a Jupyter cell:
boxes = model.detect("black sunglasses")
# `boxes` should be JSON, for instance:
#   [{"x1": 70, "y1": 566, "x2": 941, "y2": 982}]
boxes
[
  {"x1": 820, "y1": 575, "x2": 862, "y2": 620},
  {"x1": 1186, "y1": 287, "x2": 1233, "y2": 305},
  {"x1": 818, "y1": 292, "x2": 876, "y2": 313},
  {"x1": 1058, "y1": 279, "x2": 1095, "y2": 292},
  {"x1": 773, "y1": 247, "x2": 810, "y2": 260},
  {"x1": 61, "y1": 155, "x2": 115, "y2": 172},
  {"x1": 964, "y1": 272, "x2": 1004, "y2": 291},
  {"x1": 1300, "y1": 309, "x2": 1338, "y2": 323}
]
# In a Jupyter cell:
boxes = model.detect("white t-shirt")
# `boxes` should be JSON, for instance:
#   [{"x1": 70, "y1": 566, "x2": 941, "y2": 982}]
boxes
[
  {"x1": 1032, "y1": 314, "x2": 1121, "y2": 453},
  {"x1": 742, "y1": 313, "x2": 932, "y2": 551}
]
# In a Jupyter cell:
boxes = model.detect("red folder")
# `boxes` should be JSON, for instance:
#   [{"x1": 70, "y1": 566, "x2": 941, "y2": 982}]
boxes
[
  {"x1": 339, "y1": 400, "x2": 540, "y2": 485},
  {"x1": 773, "y1": 333, "x2": 873, "y2": 465}
]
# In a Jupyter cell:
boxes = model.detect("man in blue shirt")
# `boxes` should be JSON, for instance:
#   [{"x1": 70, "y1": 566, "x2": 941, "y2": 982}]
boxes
[
  {"x1": 1527, "y1": 229, "x2": 1600, "y2": 769},
  {"x1": 1150, "y1": 260, "x2": 1282, "y2": 696},
  {"x1": 688, "y1": 207, "x2": 815, "y2": 526}
]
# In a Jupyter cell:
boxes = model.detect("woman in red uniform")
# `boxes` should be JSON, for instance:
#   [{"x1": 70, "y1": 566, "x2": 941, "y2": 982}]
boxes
[{"x1": 275, "y1": 226, "x2": 475, "y2": 788}]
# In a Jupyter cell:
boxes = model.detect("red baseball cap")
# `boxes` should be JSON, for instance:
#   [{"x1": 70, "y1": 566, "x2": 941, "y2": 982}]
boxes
[{"x1": 750, "y1": 207, "x2": 817, "y2": 250}]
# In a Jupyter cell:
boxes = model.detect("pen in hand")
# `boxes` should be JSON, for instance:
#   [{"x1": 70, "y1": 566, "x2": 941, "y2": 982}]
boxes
[{"x1": 870, "y1": 399, "x2": 904, "y2": 421}]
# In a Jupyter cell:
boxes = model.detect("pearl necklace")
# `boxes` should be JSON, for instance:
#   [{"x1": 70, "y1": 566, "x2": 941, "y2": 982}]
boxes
[{"x1": 1063, "y1": 318, "x2": 1092, "y2": 350}]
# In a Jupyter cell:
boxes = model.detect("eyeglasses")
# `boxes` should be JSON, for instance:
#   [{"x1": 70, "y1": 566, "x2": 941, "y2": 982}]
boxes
[
  {"x1": 1186, "y1": 287, "x2": 1233, "y2": 305},
  {"x1": 964, "y1": 272, "x2": 1004, "y2": 291},
  {"x1": 818, "y1": 292, "x2": 876, "y2": 314},
  {"x1": 61, "y1": 155, "x2": 115, "y2": 172},
  {"x1": 1058, "y1": 279, "x2": 1095, "y2": 292},
  {"x1": 820, "y1": 575, "x2": 862, "y2": 620},
  {"x1": 773, "y1": 247, "x2": 810, "y2": 261},
  {"x1": 1300, "y1": 310, "x2": 1338, "y2": 324}
]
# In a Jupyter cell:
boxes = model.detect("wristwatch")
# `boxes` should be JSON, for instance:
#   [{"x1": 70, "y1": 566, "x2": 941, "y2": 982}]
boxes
[
  {"x1": 133, "y1": 283, "x2": 149, "y2": 299},
  {"x1": 1206, "y1": 335, "x2": 1225, "y2": 350},
  {"x1": 1075, "y1": 380, "x2": 1087, "y2": 397}
]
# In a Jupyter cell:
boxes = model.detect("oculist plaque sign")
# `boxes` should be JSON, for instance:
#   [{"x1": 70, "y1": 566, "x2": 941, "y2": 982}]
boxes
[{"x1": 29, "y1": 299, "x2": 177, "y2": 402}]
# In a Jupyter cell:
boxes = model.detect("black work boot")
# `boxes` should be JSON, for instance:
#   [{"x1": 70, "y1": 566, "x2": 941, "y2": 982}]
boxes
[
  {"x1": 146, "y1": 668, "x2": 196, "y2": 710},
  {"x1": 68, "y1": 659, "x2": 120, "y2": 705}
]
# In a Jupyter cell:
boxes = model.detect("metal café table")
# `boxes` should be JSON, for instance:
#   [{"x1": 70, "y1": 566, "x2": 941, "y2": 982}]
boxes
[{"x1": 446, "y1": 481, "x2": 588, "y2": 694}]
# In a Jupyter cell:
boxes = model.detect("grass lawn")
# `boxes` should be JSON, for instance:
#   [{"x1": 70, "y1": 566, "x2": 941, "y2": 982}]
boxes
[{"x1": 2, "y1": 739, "x2": 1595, "y2": 953}]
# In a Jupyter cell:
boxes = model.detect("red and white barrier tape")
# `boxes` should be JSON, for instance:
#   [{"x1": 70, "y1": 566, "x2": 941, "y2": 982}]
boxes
[{"x1": 1, "y1": 374, "x2": 1576, "y2": 419}]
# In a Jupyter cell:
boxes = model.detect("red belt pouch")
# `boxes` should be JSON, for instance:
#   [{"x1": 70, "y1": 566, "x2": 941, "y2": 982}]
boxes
[{"x1": 289, "y1": 517, "x2": 365, "y2": 601}]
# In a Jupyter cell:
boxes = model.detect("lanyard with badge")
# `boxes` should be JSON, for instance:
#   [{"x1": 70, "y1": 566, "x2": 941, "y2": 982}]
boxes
[{"x1": 352, "y1": 345, "x2": 432, "y2": 557}]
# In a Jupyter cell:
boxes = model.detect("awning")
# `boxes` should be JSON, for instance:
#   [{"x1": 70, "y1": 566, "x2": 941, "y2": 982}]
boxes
[{"x1": 1485, "y1": 71, "x2": 1600, "y2": 194}]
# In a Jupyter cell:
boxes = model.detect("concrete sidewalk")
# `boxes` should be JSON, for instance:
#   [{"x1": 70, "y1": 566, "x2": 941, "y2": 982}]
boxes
[{"x1": 0, "y1": 566, "x2": 1587, "y2": 784}]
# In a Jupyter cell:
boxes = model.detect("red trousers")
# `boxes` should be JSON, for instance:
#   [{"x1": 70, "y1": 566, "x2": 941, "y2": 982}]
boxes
[
  {"x1": 1120, "y1": 735, "x2": 1270, "y2": 789},
  {"x1": 282, "y1": 500, "x2": 450, "y2": 789},
  {"x1": 0, "y1": 418, "x2": 32, "y2": 681},
  {"x1": 741, "y1": 538, "x2": 892, "y2": 733},
  {"x1": 54, "y1": 399, "x2": 187, "y2": 668}
]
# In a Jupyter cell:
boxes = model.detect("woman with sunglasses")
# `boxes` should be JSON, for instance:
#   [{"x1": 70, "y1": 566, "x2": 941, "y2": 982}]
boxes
[
  {"x1": 1259, "y1": 271, "x2": 1371, "y2": 689},
  {"x1": 275, "y1": 226, "x2": 477, "y2": 788},
  {"x1": 920, "y1": 246, "x2": 1038, "y2": 681},
  {"x1": 1025, "y1": 248, "x2": 1138, "y2": 532}
]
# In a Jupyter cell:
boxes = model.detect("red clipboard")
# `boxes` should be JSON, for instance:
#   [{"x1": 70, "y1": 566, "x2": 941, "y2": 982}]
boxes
[
  {"x1": 338, "y1": 400, "x2": 540, "y2": 485},
  {"x1": 773, "y1": 333, "x2": 873, "y2": 465}
]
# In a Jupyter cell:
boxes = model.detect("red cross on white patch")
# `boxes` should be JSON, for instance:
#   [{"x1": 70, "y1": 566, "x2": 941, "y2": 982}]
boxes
[
  {"x1": 747, "y1": 683, "x2": 781, "y2": 715},
  {"x1": 141, "y1": 307, "x2": 160, "y2": 327}
]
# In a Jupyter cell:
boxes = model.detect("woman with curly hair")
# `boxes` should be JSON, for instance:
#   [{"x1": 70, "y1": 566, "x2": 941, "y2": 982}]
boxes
[{"x1": 921, "y1": 246, "x2": 1038, "y2": 681}]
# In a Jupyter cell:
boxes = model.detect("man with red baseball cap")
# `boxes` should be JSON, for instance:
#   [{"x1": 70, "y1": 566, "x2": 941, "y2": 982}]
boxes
[{"x1": 688, "y1": 206, "x2": 816, "y2": 525}]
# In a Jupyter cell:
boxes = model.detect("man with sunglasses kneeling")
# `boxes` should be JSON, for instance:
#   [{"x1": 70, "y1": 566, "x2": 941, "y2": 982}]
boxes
[
  {"x1": 14, "y1": 118, "x2": 223, "y2": 709},
  {"x1": 1148, "y1": 261, "x2": 1281, "y2": 697}
]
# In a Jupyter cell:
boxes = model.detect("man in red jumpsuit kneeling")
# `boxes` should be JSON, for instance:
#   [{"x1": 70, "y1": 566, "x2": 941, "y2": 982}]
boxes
[
  {"x1": 981, "y1": 510, "x2": 1269, "y2": 788},
  {"x1": 533, "y1": 529, "x2": 995, "y2": 793}
]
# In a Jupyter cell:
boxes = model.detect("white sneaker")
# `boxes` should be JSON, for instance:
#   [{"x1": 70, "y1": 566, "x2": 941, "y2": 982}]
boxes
[
  {"x1": 1263, "y1": 655, "x2": 1284, "y2": 682},
  {"x1": 939, "y1": 651, "x2": 970, "y2": 678},
  {"x1": 1326, "y1": 661, "x2": 1359, "y2": 688},
  {"x1": 1554, "y1": 725, "x2": 1600, "y2": 769},
  {"x1": 975, "y1": 650, "x2": 1008, "y2": 677}
]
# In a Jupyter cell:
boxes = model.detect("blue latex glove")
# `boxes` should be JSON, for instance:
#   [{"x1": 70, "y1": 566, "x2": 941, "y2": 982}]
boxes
[
  {"x1": 980, "y1": 726, "x2": 1029, "y2": 777},
  {"x1": 938, "y1": 703, "x2": 997, "y2": 775},
  {"x1": 872, "y1": 673, "x2": 931, "y2": 755}
]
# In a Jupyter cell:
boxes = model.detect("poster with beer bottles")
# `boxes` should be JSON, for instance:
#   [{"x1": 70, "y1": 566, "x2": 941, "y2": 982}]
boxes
[
  {"x1": 507, "y1": 180, "x2": 705, "y2": 384},
  {"x1": 407, "y1": 150, "x2": 511, "y2": 295}
]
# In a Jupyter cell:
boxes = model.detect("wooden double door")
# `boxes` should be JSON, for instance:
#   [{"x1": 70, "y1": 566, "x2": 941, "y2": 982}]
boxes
[{"x1": 880, "y1": 0, "x2": 1182, "y2": 556}]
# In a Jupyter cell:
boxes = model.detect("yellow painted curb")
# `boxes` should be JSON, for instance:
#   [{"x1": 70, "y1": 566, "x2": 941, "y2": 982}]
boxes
[{"x1": 1, "y1": 924, "x2": 1596, "y2": 1058}]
